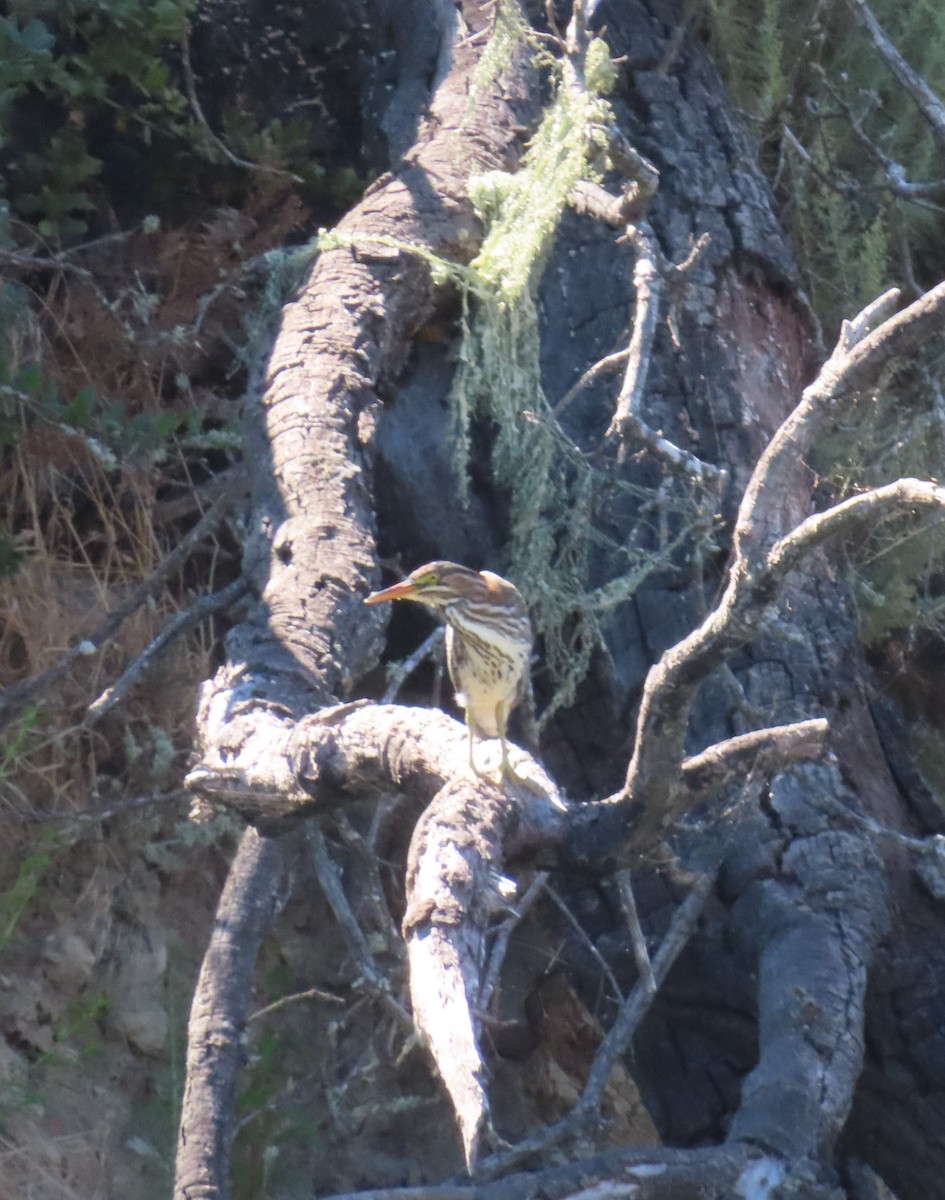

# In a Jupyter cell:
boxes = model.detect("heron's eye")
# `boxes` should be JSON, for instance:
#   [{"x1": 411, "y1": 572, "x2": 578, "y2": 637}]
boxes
[{"x1": 414, "y1": 571, "x2": 438, "y2": 589}]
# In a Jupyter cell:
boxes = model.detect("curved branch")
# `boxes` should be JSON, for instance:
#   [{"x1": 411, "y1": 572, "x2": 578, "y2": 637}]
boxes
[
  {"x1": 177, "y1": 2, "x2": 545, "y2": 1194},
  {"x1": 845, "y1": 0, "x2": 945, "y2": 150},
  {"x1": 767, "y1": 478, "x2": 945, "y2": 576},
  {"x1": 620, "y1": 281, "x2": 945, "y2": 851}
]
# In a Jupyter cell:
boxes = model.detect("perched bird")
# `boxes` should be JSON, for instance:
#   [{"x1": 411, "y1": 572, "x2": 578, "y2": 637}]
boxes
[{"x1": 365, "y1": 561, "x2": 532, "y2": 781}]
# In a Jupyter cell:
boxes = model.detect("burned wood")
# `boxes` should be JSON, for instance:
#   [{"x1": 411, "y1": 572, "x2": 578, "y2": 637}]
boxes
[{"x1": 620, "y1": 282, "x2": 945, "y2": 852}]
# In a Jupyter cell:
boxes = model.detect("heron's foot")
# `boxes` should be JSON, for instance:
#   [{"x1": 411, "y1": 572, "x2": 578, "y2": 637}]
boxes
[
  {"x1": 466, "y1": 740, "x2": 546, "y2": 796},
  {"x1": 498, "y1": 757, "x2": 547, "y2": 797}
]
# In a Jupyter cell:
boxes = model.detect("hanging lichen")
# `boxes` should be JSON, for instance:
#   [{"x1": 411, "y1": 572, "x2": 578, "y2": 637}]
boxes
[
  {"x1": 320, "y1": 8, "x2": 700, "y2": 722},
  {"x1": 448, "y1": 17, "x2": 672, "y2": 722}
]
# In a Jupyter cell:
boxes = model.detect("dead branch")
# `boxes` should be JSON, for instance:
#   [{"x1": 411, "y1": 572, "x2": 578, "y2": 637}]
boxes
[
  {"x1": 620, "y1": 281, "x2": 945, "y2": 852},
  {"x1": 604, "y1": 223, "x2": 719, "y2": 482},
  {"x1": 184, "y1": 702, "x2": 829, "y2": 863},
  {"x1": 553, "y1": 345, "x2": 629, "y2": 417},
  {"x1": 679, "y1": 719, "x2": 828, "y2": 798},
  {"x1": 383, "y1": 627, "x2": 446, "y2": 703},
  {"x1": 403, "y1": 775, "x2": 518, "y2": 1169},
  {"x1": 767, "y1": 478, "x2": 945, "y2": 575},
  {"x1": 845, "y1": 0, "x2": 945, "y2": 150},
  {"x1": 85, "y1": 576, "x2": 250, "y2": 724},
  {"x1": 477, "y1": 871, "x2": 547, "y2": 1014},
  {"x1": 319, "y1": 1146, "x2": 810, "y2": 1200},
  {"x1": 542, "y1": 880, "x2": 625, "y2": 1004},
  {"x1": 572, "y1": 181, "x2": 715, "y2": 476},
  {"x1": 306, "y1": 823, "x2": 413, "y2": 1031},
  {"x1": 0, "y1": 471, "x2": 245, "y2": 732},
  {"x1": 614, "y1": 870, "x2": 655, "y2": 995}
]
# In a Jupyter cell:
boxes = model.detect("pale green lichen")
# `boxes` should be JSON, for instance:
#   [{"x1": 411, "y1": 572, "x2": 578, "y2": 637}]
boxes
[
  {"x1": 319, "y1": 16, "x2": 703, "y2": 722},
  {"x1": 449, "y1": 26, "x2": 686, "y2": 721}
]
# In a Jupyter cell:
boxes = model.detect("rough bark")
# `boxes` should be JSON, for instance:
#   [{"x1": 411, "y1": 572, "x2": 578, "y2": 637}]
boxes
[
  {"x1": 176, "y1": 2, "x2": 543, "y2": 1196},
  {"x1": 175, "y1": 0, "x2": 945, "y2": 1197}
]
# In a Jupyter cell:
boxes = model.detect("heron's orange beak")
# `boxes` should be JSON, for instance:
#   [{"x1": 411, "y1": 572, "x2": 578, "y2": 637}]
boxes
[{"x1": 364, "y1": 580, "x2": 419, "y2": 605}]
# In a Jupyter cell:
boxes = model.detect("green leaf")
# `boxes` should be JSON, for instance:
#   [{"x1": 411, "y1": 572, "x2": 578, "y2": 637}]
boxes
[{"x1": 64, "y1": 386, "x2": 96, "y2": 429}]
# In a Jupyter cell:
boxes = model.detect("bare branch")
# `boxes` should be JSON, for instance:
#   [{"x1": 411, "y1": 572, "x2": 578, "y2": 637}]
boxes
[
  {"x1": 403, "y1": 774, "x2": 517, "y2": 1169},
  {"x1": 306, "y1": 824, "x2": 413, "y2": 1030},
  {"x1": 614, "y1": 870, "x2": 655, "y2": 995},
  {"x1": 186, "y1": 702, "x2": 562, "y2": 828},
  {"x1": 553, "y1": 346, "x2": 629, "y2": 417},
  {"x1": 680, "y1": 719, "x2": 829, "y2": 798},
  {"x1": 620, "y1": 282, "x2": 945, "y2": 848},
  {"x1": 248, "y1": 985, "x2": 346, "y2": 1023},
  {"x1": 174, "y1": 829, "x2": 292, "y2": 1200},
  {"x1": 477, "y1": 870, "x2": 547, "y2": 1014},
  {"x1": 604, "y1": 222, "x2": 719, "y2": 479},
  {"x1": 542, "y1": 880, "x2": 625, "y2": 1004},
  {"x1": 767, "y1": 478, "x2": 945, "y2": 577},
  {"x1": 606, "y1": 223, "x2": 663, "y2": 445},
  {"x1": 473, "y1": 872, "x2": 715, "y2": 1179},
  {"x1": 382, "y1": 627, "x2": 446, "y2": 704},
  {"x1": 845, "y1": 0, "x2": 945, "y2": 150},
  {"x1": 85, "y1": 577, "x2": 250, "y2": 724},
  {"x1": 0, "y1": 471, "x2": 245, "y2": 731}
]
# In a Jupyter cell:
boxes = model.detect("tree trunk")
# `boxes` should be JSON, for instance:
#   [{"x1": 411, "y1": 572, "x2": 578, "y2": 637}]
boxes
[{"x1": 176, "y1": 1, "x2": 945, "y2": 1197}]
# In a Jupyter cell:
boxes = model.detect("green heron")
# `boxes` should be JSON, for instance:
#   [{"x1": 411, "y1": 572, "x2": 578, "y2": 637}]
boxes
[{"x1": 365, "y1": 561, "x2": 532, "y2": 781}]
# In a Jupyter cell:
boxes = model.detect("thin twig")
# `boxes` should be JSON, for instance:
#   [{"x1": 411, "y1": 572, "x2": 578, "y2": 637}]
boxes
[
  {"x1": 331, "y1": 813, "x2": 404, "y2": 955},
  {"x1": 553, "y1": 347, "x2": 630, "y2": 417},
  {"x1": 615, "y1": 870, "x2": 655, "y2": 995},
  {"x1": 382, "y1": 627, "x2": 446, "y2": 704},
  {"x1": 473, "y1": 871, "x2": 716, "y2": 1179},
  {"x1": 0, "y1": 470, "x2": 246, "y2": 731},
  {"x1": 248, "y1": 985, "x2": 346, "y2": 1023},
  {"x1": 542, "y1": 881, "x2": 624, "y2": 1005},
  {"x1": 180, "y1": 25, "x2": 303, "y2": 183},
  {"x1": 306, "y1": 824, "x2": 413, "y2": 1031},
  {"x1": 85, "y1": 577, "x2": 250, "y2": 723},
  {"x1": 478, "y1": 871, "x2": 548, "y2": 1013}
]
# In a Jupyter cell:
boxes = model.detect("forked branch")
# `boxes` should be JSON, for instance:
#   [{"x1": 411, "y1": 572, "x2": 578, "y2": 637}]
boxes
[{"x1": 621, "y1": 281, "x2": 945, "y2": 850}]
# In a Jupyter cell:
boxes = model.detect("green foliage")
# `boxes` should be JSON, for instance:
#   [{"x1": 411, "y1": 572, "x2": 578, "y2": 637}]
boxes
[
  {"x1": 812, "y1": 354, "x2": 945, "y2": 646},
  {"x1": 0, "y1": 0, "x2": 194, "y2": 241},
  {"x1": 234, "y1": 1026, "x2": 322, "y2": 1200},
  {"x1": 1, "y1": 345, "x2": 240, "y2": 469},
  {"x1": 705, "y1": 0, "x2": 945, "y2": 327},
  {"x1": 0, "y1": 822, "x2": 57, "y2": 951}
]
